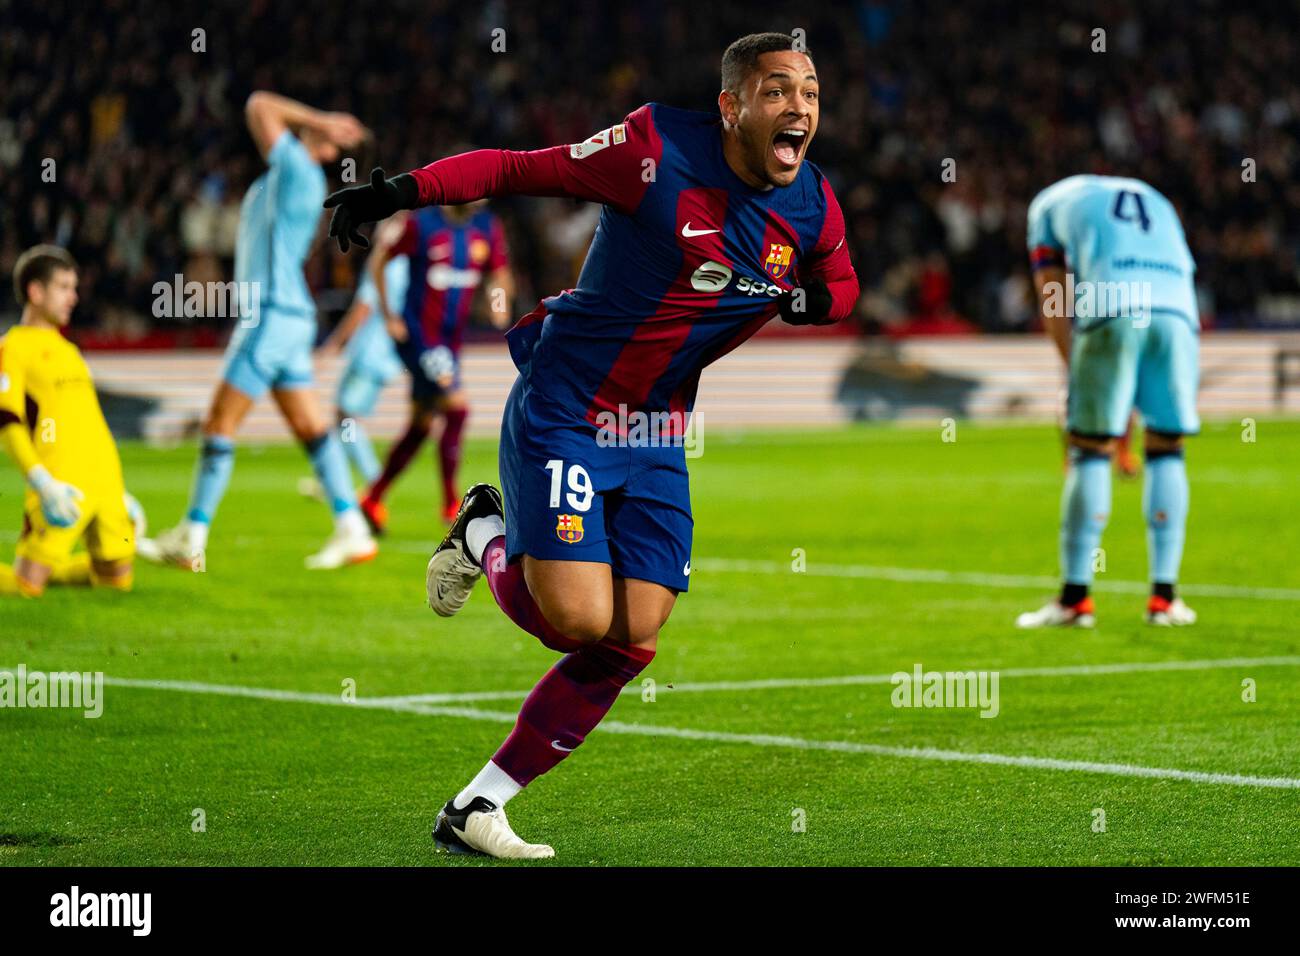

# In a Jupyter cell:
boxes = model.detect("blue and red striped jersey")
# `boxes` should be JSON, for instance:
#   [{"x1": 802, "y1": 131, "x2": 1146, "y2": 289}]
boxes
[
  {"x1": 410, "y1": 103, "x2": 858, "y2": 426},
  {"x1": 391, "y1": 206, "x2": 509, "y2": 354}
]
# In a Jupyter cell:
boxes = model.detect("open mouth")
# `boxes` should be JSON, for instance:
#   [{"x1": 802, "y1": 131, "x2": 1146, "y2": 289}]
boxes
[{"x1": 772, "y1": 127, "x2": 808, "y2": 168}]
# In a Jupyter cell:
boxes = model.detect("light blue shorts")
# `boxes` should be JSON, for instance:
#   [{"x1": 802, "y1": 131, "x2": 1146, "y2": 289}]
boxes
[
  {"x1": 1067, "y1": 310, "x2": 1200, "y2": 437},
  {"x1": 337, "y1": 362, "x2": 398, "y2": 416},
  {"x1": 222, "y1": 313, "x2": 316, "y2": 398}
]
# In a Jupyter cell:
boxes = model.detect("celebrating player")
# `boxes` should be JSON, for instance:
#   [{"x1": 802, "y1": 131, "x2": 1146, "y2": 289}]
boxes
[
  {"x1": 1018, "y1": 175, "x2": 1199, "y2": 629},
  {"x1": 0, "y1": 246, "x2": 135, "y2": 597},
  {"x1": 150, "y1": 92, "x2": 378, "y2": 572},
  {"x1": 325, "y1": 33, "x2": 858, "y2": 858},
  {"x1": 301, "y1": 216, "x2": 411, "y2": 501},
  {"x1": 357, "y1": 200, "x2": 513, "y2": 532}
]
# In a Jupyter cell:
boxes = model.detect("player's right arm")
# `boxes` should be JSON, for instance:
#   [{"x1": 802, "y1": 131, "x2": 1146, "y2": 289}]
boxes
[
  {"x1": 0, "y1": 338, "x2": 83, "y2": 528},
  {"x1": 326, "y1": 106, "x2": 659, "y2": 251}
]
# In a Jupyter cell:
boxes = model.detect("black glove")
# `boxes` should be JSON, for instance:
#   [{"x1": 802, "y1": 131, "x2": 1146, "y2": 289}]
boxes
[
  {"x1": 776, "y1": 278, "x2": 835, "y2": 326},
  {"x1": 324, "y1": 167, "x2": 418, "y2": 252}
]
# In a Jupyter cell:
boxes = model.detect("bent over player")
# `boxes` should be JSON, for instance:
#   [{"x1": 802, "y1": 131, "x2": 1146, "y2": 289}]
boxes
[
  {"x1": 325, "y1": 33, "x2": 858, "y2": 858},
  {"x1": 1018, "y1": 175, "x2": 1199, "y2": 629},
  {"x1": 0, "y1": 246, "x2": 134, "y2": 596}
]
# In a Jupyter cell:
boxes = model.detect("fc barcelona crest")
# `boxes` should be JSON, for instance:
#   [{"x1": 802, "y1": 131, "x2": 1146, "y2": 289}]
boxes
[
  {"x1": 556, "y1": 514, "x2": 585, "y2": 544},
  {"x1": 764, "y1": 243, "x2": 794, "y2": 281}
]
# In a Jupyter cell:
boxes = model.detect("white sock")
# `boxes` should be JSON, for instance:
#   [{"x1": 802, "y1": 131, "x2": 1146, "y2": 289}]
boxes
[
  {"x1": 184, "y1": 520, "x2": 210, "y2": 551},
  {"x1": 334, "y1": 507, "x2": 368, "y2": 537},
  {"x1": 465, "y1": 515, "x2": 506, "y2": 566},
  {"x1": 453, "y1": 760, "x2": 522, "y2": 811}
]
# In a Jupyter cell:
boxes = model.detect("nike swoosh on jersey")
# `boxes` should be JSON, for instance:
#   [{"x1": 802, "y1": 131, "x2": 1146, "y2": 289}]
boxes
[
  {"x1": 550, "y1": 740, "x2": 576, "y2": 752},
  {"x1": 681, "y1": 222, "x2": 719, "y2": 237}
]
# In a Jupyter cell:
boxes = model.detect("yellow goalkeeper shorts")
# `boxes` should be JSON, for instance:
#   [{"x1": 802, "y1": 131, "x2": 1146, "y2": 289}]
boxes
[{"x1": 17, "y1": 484, "x2": 135, "y2": 568}]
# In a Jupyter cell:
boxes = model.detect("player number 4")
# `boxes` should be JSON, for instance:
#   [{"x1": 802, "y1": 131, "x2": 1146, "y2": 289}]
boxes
[
  {"x1": 1111, "y1": 189, "x2": 1151, "y2": 232},
  {"x1": 545, "y1": 459, "x2": 594, "y2": 512}
]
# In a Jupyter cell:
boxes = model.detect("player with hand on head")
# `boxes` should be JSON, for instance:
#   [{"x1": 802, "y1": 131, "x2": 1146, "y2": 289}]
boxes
[
  {"x1": 0, "y1": 246, "x2": 136, "y2": 597},
  {"x1": 148, "y1": 92, "x2": 379, "y2": 572},
  {"x1": 1018, "y1": 175, "x2": 1199, "y2": 629},
  {"x1": 325, "y1": 33, "x2": 857, "y2": 858}
]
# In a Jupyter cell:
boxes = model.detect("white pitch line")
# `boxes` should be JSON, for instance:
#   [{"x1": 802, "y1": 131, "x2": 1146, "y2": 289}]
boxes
[
  {"x1": 693, "y1": 558, "x2": 1300, "y2": 601},
  {"x1": 370, "y1": 655, "x2": 1300, "y2": 705},
  {"x1": 15, "y1": 668, "x2": 1296, "y2": 791}
]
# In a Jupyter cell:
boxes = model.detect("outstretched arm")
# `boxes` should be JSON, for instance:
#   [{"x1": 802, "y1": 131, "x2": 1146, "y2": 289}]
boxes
[{"x1": 325, "y1": 106, "x2": 660, "y2": 252}]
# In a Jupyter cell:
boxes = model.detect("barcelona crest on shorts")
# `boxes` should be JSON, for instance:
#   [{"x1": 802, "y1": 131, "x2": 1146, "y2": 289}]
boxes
[
  {"x1": 764, "y1": 243, "x2": 794, "y2": 281},
  {"x1": 556, "y1": 514, "x2": 584, "y2": 544}
]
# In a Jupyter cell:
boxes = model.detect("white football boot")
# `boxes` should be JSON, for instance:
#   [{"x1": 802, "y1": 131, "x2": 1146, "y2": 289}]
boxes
[
  {"x1": 432, "y1": 796, "x2": 555, "y2": 860},
  {"x1": 426, "y1": 483, "x2": 502, "y2": 617},
  {"x1": 1016, "y1": 597, "x2": 1096, "y2": 629},
  {"x1": 304, "y1": 522, "x2": 377, "y2": 570},
  {"x1": 1145, "y1": 596, "x2": 1197, "y2": 626},
  {"x1": 145, "y1": 523, "x2": 206, "y2": 572}
]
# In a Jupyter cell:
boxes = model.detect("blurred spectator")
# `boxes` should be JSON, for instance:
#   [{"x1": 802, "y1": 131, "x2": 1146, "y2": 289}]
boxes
[{"x1": 3, "y1": 0, "x2": 1299, "y2": 339}]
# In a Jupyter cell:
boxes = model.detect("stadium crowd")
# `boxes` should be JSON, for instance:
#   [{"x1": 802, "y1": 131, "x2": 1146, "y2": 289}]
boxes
[{"x1": 4, "y1": 0, "x2": 1300, "y2": 340}]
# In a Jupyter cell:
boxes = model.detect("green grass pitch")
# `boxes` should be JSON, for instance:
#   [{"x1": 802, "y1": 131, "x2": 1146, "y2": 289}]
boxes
[{"x1": 1, "y1": 419, "x2": 1297, "y2": 866}]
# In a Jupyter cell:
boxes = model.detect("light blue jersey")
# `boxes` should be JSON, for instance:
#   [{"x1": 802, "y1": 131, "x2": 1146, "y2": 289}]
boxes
[
  {"x1": 336, "y1": 255, "x2": 407, "y2": 416},
  {"x1": 223, "y1": 130, "x2": 325, "y2": 397},
  {"x1": 234, "y1": 131, "x2": 325, "y2": 320},
  {"x1": 1027, "y1": 175, "x2": 1197, "y2": 327},
  {"x1": 1027, "y1": 175, "x2": 1200, "y2": 437}
]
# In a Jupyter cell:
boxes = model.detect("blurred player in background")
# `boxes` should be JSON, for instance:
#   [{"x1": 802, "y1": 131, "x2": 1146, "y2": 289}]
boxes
[
  {"x1": 149, "y1": 92, "x2": 377, "y2": 572},
  {"x1": 0, "y1": 245, "x2": 136, "y2": 596},
  {"x1": 1019, "y1": 175, "x2": 1199, "y2": 630},
  {"x1": 358, "y1": 199, "x2": 513, "y2": 532},
  {"x1": 300, "y1": 214, "x2": 410, "y2": 500},
  {"x1": 325, "y1": 32, "x2": 857, "y2": 858}
]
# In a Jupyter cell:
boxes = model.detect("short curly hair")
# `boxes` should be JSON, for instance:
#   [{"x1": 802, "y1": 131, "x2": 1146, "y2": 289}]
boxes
[{"x1": 721, "y1": 32, "x2": 812, "y2": 93}]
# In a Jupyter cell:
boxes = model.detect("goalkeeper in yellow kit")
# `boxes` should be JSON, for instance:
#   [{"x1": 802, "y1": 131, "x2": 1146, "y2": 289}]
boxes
[{"x1": 0, "y1": 245, "x2": 135, "y2": 596}]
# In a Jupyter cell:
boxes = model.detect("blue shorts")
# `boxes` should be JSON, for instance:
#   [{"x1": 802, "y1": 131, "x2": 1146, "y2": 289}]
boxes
[
  {"x1": 1067, "y1": 310, "x2": 1200, "y2": 437},
  {"x1": 499, "y1": 377, "x2": 694, "y2": 593},
  {"x1": 222, "y1": 313, "x2": 315, "y2": 399},
  {"x1": 396, "y1": 338, "x2": 460, "y2": 403}
]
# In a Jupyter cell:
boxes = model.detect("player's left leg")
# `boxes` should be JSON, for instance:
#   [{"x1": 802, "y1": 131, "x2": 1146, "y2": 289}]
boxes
[
  {"x1": 1019, "y1": 320, "x2": 1140, "y2": 628},
  {"x1": 1135, "y1": 313, "x2": 1199, "y2": 626},
  {"x1": 270, "y1": 385, "x2": 377, "y2": 570},
  {"x1": 433, "y1": 576, "x2": 672, "y2": 860}
]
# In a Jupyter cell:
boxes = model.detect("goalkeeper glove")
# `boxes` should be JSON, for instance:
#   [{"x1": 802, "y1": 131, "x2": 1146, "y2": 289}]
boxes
[
  {"x1": 324, "y1": 167, "x2": 418, "y2": 252},
  {"x1": 776, "y1": 278, "x2": 835, "y2": 326},
  {"x1": 28, "y1": 464, "x2": 84, "y2": 528}
]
